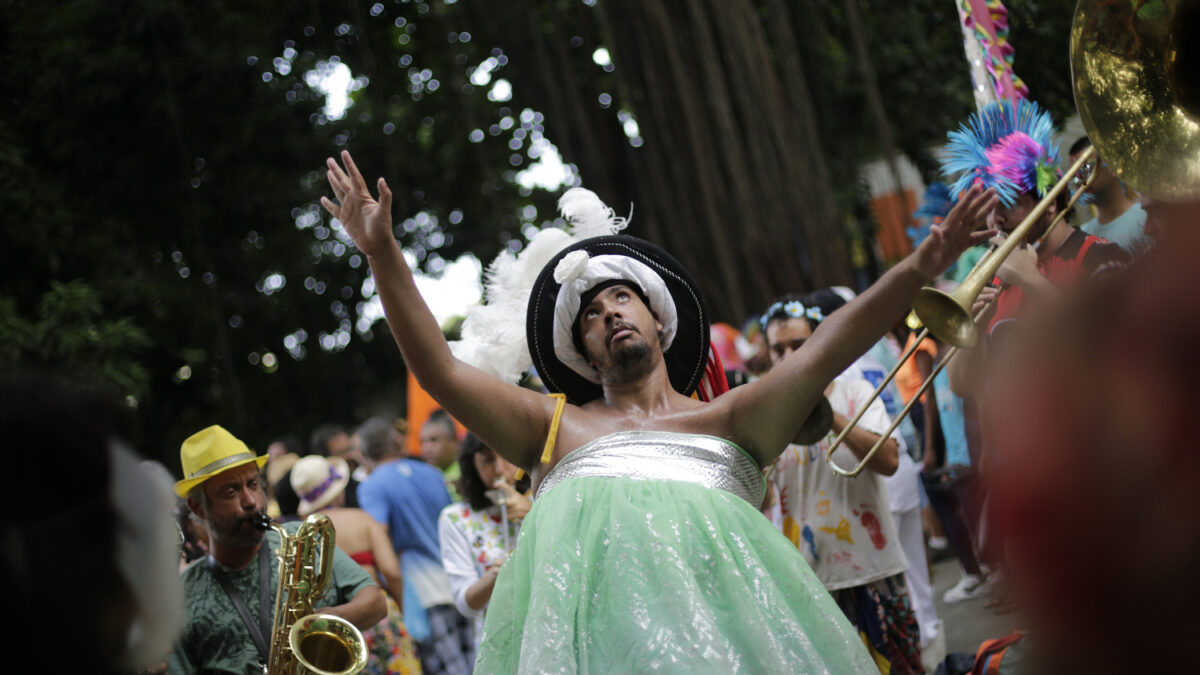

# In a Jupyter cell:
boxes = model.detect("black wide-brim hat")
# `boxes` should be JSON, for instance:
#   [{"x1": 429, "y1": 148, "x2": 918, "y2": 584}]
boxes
[{"x1": 527, "y1": 235, "x2": 710, "y2": 405}]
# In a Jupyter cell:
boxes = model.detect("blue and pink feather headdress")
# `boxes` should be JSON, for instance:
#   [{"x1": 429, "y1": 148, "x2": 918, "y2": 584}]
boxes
[{"x1": 943, "y1": 99, "x2": 1060, "y2": 207}]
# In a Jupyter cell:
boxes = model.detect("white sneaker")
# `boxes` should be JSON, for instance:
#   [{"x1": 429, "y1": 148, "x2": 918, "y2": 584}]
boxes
[
  {"x1": 942, "y1": 573, "x2": 988, "y2": 603},
  {"x1": 919, "y1": 618, "x2": 943, "y2": 648}
]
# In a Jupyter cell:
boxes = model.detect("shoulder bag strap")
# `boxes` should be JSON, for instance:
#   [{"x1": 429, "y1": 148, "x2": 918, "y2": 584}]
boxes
[{"x1": 207, "y1": 542, "x2": 272, "y2": 666}]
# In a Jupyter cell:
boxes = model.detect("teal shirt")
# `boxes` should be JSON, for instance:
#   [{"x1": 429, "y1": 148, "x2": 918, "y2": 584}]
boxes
[
  {"x1": 168, "y1": 521, "x2": 376, "y2": 675},
  {"x1": 951, "y1": 245, "x2": 988, "y2": 284}
]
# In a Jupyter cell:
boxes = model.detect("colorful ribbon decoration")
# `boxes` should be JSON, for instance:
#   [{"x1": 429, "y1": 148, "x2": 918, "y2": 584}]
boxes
[{"x1": 959, "y1": 0, "x2": 1029, "y2": 102}]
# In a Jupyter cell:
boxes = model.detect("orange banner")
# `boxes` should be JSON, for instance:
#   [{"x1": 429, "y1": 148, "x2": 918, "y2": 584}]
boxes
[{"x1": 406, "y1": 370, "x2": 465, "y2": 456}]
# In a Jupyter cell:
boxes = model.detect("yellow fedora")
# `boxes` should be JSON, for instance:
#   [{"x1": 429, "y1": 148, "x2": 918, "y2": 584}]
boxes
[{"x1": 174, "y1": 425, "x2": 269, "y2": 497}]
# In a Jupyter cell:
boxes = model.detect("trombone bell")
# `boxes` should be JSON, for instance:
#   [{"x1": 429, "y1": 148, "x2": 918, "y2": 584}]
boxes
[{"x1": 912, "y1": 286, "x2": 978, "y2": 350}]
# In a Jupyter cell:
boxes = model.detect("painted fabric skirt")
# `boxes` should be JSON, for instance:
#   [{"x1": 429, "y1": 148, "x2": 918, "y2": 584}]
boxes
[
  {"x1": 833, "y1": 573, "x2": 925, "y2": 675},
  {"x1": 475, "y1": 475, "x2": 875, "y2": 674},
  {"x1": 362, "y1": 592, "x2": 423, "y2": 675}
]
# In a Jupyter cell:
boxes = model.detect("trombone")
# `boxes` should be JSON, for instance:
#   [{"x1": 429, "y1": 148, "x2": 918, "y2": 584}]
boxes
[
  {"x1": 912, "y1": 148, "x2": 1096, "y2": 350},
  {"x1": 821, "y1": 0, "x2": 1200, "y2": 477},
  {"x1": 825, "y1": 155, "x2": 1097, "y2": 478}
]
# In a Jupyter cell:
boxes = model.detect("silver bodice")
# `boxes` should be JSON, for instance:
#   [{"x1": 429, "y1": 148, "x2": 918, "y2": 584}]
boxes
[{"x1": 535, "y1": 430, "x2": 765, "y2": 505}]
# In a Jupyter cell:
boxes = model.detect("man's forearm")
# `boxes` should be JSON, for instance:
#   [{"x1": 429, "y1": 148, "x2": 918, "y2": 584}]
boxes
[
  {"x1": 947, "y1": 339, "x2": 985, "y2": 398},
  {"x1": 380, "y1": 569, "x2": 405, "y2": 610},
  {"x1": 923, "y1": 395, "x2": 939, "y2": 466},
  {"x1": 728, "y1": 259, "x2": 933, "y2": 463},
  {"x1": 1011, "y1": 268, "x2": 1060, "y2": 307},
  {"x1": 831, "y1": 413, "x2": 899, "y2": 475},
  {"x1": 725, "y1": 187, "x2": 992, "y2": 460},
  {"x1": 803, "y1": 186, "x2": 995, "y2": 385},
  {"x1": 363, "y1": 239, "x2": 551, "y2": 468},
  {"x1": 465, "y1": 568, "x2": 500, "y2": 611},
  {"x1": 324, "y1": 586, "x2": 387, "y2": 630},
  {"x1": 807, "y1": 259, "x2": 931, "y2": 385}
]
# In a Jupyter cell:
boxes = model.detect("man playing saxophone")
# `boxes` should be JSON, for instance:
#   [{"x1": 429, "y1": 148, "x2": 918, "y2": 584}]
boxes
[{"x1": 170, "y1": 425, "x2": 386, "y2": 675}]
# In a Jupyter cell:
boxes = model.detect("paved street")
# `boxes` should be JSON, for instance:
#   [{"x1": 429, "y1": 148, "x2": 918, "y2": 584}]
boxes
[{"x1": 921, "y1": 557, "x2": 1027, "y2": 671}]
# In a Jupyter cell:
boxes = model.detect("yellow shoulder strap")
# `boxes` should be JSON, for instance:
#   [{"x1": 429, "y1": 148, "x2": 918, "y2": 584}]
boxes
[
  {"x1": 541, "y1": 393, "x2": 569, "y2": 464},
  {"x1": 516, "y1": 393, "x2": 568, "y2": 480}
]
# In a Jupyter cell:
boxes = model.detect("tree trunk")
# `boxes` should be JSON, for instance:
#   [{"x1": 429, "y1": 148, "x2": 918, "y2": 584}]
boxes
[{"x1": 477, "y1": 0, "x2": 855, "y2": 325}]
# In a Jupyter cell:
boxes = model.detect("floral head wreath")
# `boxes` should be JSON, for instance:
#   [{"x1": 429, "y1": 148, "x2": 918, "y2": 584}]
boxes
[{"x1": 760, "y1": 300, "x2": 825, "y2": 331}]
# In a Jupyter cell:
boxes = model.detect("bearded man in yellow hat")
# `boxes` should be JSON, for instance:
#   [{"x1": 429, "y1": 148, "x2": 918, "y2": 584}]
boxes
[{"x1": 169, "y1": 425, "x2": 386, "y2": 675}]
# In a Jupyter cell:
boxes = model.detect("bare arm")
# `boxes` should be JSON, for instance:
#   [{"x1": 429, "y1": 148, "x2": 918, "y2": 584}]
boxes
[
  {"x1": 725, "y1": 186, "x2": 998, "y2": 463},
  {"x1": 322, "y1": 151, "x2": 555, "y2": 467},
  {"x1": 831, "y1": 410, "x2": 899, "y2": 475},
  {"x1": 368, "y1": 520, "x2": 404, "y2": 610},
  {"x1": 947, "y1": 285, "x2": 998, "y2": 397},
  {"x1": 322, "y1": 585, "x2": 387, "y2": 630},
  {"x1": 464, "y1": 567, "x2": 502, "y2": 611}
]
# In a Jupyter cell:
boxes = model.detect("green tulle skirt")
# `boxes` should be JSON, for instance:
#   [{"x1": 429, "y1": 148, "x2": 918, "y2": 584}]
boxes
[{"x1": 476, "y1": 475, "x2": 875, "y2": 674}]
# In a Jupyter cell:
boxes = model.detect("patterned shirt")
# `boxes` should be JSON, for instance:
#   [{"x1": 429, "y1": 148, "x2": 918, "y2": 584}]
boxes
[
  {"x1": 168, "y1": 522, "x2": 376, "y2": 675},
  {"x1": 438, "y1": 502, "x2": 520, "y2": 645},
  {"x1": 770, "y1": 375, "x2": 909, "y2": 591}
]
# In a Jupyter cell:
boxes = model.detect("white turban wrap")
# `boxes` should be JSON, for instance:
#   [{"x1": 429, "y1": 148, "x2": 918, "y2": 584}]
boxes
[{"x1": 551, "y1": 252, "x2": 678, "y2": 382}]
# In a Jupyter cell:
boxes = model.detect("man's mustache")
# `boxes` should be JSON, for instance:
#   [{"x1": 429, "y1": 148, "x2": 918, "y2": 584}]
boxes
[
  {"x1": 243, "y1": 511, "x2": 270, "y2": 531},
  {"x1": 606, "y1": 320, "x2": 639, "y2": 345}
]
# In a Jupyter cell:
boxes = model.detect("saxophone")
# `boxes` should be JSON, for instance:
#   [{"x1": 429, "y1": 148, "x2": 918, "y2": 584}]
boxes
[{"x1": 255, "y1": 513, "x2": 368, "y2": 675}]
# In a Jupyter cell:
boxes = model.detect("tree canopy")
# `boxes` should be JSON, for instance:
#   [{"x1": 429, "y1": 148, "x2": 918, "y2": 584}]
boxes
[{"x1": 0, "y1": 0, "x2": 1076, "y2": 469}]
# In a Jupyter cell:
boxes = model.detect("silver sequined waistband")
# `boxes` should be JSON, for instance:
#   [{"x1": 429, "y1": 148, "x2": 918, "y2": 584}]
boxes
[{"x1": 535, "y1": 431, "x2": 765, "y2": 505}]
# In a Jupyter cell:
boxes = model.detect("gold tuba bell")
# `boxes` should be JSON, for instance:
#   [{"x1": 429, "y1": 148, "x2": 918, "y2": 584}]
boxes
[
  {"x1": 1071, "y1": 0, "x2": 1200, "y2": 203},
  {"x1": 255, "y1": 513, "x2": 368, "y2": 675}
]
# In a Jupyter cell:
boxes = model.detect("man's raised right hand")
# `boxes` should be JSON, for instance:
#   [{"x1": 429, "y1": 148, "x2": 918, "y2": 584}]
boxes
[{"x1": 321, "y1": 150, "x2": 396, "y2": 259}]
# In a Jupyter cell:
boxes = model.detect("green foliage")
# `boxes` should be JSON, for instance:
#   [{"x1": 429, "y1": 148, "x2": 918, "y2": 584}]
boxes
[
  {"x1": 0, "y1": 0, "x2": 558, "y2": 467},
  {"x1": 0, "y1": 281, "x2": 150, "y2": 397},
  {"x1": 1004, "y1": 0, "x2": 1078, "y2": 123},
  {"x1": 0, "y1": 0, "x2": 1080, "y2": 469},
  {"x1": 795, "y1": 0, "x2": 1075, "y2": 184},
  {"x1": 0, "y1": 298, "x2": 33, "y2": 364}
]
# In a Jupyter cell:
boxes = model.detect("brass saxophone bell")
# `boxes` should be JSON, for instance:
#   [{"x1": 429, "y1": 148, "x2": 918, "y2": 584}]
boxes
[
  {"x1": 289, "y1": 614, "x2": 369, "y2": 675},
  {"x1": 264, "y1": 513, "x2": 369, "y2": 675}
]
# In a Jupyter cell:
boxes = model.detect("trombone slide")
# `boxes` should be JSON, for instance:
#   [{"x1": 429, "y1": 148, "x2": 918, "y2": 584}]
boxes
[
  {"x1": 824, "y1": 154, "x2": 1098, "y2": 478},
  {"x1": 827, "y1": 303, "x2": 989, "y2": 478}
]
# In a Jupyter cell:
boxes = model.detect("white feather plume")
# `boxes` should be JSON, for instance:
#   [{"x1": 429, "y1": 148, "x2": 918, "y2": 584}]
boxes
[
  {"x1": 558, "y1": 188, "x2": 630, "y2": 239},
  {"x1": 448, "y1": 187, "x2": 631, "y2": 384}
]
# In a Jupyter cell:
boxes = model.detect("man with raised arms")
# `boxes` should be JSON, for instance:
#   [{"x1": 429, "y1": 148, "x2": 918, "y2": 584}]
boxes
[{"x1": 322, "y1": 150, "x2": 995, "y2": 672}]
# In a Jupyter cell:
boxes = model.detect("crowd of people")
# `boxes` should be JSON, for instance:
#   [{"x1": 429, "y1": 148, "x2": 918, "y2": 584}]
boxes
[
  {"x1": 167, "y1": 409, "x2": 538, "y2": 675},
  {"x1": 12, "y1": 41, "x2": 1195, "y2": 673}
]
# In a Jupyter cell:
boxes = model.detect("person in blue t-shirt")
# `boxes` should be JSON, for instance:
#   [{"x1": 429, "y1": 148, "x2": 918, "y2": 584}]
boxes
[
  {"x1": 1069, "y1": 136, "x2": 1150, "y2": 256},
  {"x1": 356, "y1": 416, "x2": 475, "y2": 675}
]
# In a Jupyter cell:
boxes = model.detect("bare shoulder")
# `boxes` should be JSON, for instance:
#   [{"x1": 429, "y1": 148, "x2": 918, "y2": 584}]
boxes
[
  {"x1": 550, "y1": 395, "x2": 734, "y2": 458},
  {"x1": 694, "y1": 374, "x2": 812, "y2": 465},
  {"x1": 328, "y1": 507, "x2": 374, "y2": 531},
  {"x1": 364, "y1": 512, "x2": 390, "y2": 536}
]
